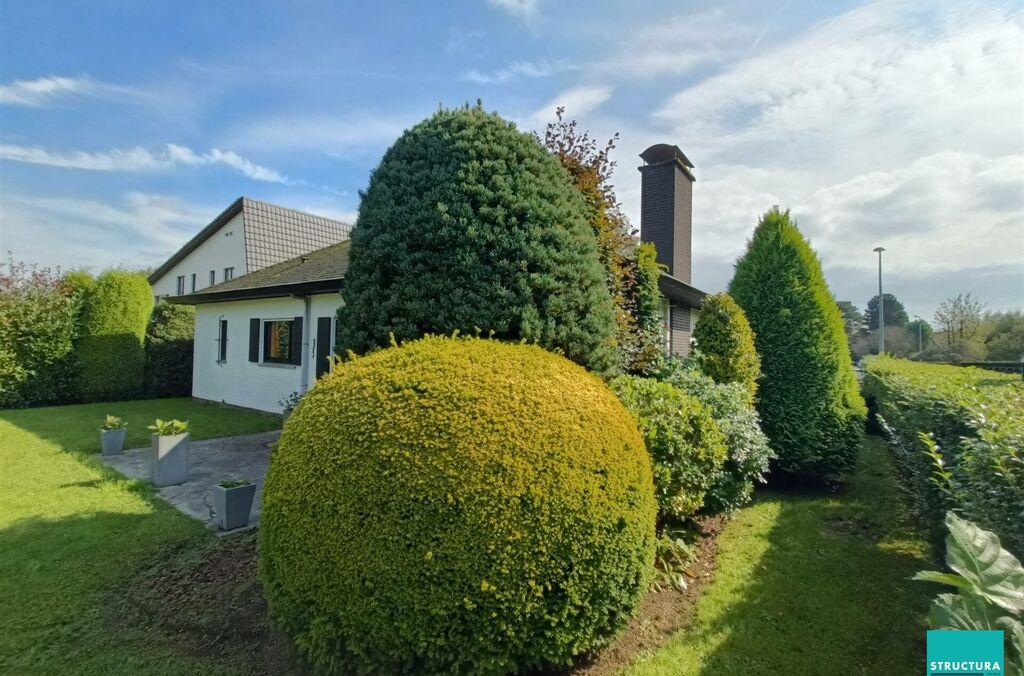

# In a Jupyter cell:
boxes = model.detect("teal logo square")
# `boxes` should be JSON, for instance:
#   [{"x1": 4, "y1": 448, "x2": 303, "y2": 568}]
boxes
[{"x1": 927, "y1": 630, "x2": 1003, "y2": 675}]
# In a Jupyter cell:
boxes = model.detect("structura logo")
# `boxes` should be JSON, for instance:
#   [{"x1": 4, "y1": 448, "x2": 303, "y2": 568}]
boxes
[{"x1": 927, "y1": 631, "x2": 1003, "y2": 675}]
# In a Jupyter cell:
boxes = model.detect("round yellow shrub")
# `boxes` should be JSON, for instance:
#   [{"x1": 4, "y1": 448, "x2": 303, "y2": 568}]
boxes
[{"x1": 259, "y1": 336, "x2": 656, "y2": 674}]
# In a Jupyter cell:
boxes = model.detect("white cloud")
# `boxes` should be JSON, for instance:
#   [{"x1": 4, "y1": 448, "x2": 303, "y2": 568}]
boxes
[
  {"x1": 223, "y1": 114, "x2": 410, "y2": 155},
  {"x1": 0, "y1": 75, "x2": 139, "y2": 106},
  {"x1": 527, "y1": 85, "x2": 614, "y2": 127},
  {"x1": 0, "y1": 193, "x2": 218, "y2": 270},
  {"x1": 486, "y1": 0, "x2": 539, "y2": 19},
  {"x1": 463, "y1": 59, "x2": 576, "y2": 84},
  {"x1": 0, "y1": 142, "x2": 289, "y2": 183}
]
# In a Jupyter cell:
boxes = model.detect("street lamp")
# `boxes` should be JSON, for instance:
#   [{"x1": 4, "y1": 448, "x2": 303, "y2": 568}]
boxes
[
  {"x1": 913, "y1": 314, "x2": 923, "y2": 354},
  {"x1": 874, "y1": 247, "x2": 886, "y2": 354}
]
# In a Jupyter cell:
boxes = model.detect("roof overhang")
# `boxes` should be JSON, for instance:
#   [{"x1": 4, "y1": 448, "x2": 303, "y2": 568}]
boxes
[
  {"x1": 170, "y1": 278, "x2": 344, "y2": 305},
  {"x1": 658, "y1": 273, "x2": 706, "y2": 308}
]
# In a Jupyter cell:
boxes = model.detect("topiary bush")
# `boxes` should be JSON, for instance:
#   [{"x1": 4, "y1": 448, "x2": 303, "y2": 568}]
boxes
[
  {"x1": 657, "y1": 362, "x2": 774, "y2": 515},
  {"x1": 692, "y1": 292, "x2": 761, "y2": 403},
  {"x1": 260, "y1": 336, "x2": 656, "y2": 674},
  {"x1": 77, "y1": 270, "x2": 153, "y2": 402},
  {"x1": 729, "y1": 208, "x2": 866, "y2": 478},
  {"x1": 609, "y1": 374, "x2": 727, "y2": 522},
  {"x1": 144, "y1": 302, "x2": 195, "y2": 398},
  {"x1": 337, "y1": 105, "x2": 618, "y2": 375}
]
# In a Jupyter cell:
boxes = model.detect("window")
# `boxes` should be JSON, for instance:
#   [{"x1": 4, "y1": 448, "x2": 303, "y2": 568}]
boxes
[
  {"x1": 191, "y1": 273, "x2": 197, "y2": 293},
  {"x1": 176, "y1": 275, "x2": 185, "y2": 295},
  {"x1": 263, "y1": 320, "x2": 295, "y2": 364},
  {"x1": 217, "y1": 319, "x2": 228, "y2": 363},
  {"x1": 209, "y1": 270, "x2": 216, "y2": 286},
  {"x1": 224, "y1": 267, "x2": 234, "y2": 281}
]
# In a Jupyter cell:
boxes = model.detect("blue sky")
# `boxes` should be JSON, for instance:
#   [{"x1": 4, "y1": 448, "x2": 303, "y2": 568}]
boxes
[{"x1": 1, "y1": 0, "x2": 1022, "y2": 319}]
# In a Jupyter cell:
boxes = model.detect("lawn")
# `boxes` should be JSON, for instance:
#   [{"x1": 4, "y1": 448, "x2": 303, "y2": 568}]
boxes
[
  {"x1": 2, "y1": 398, "x2": 930, "y2": 675},
  {"x1": 627, "y1": 436, "x2": 932, "y2": 675},
  {"x1": 0, "y1": 399, "x2": 279, "y2": 676}
]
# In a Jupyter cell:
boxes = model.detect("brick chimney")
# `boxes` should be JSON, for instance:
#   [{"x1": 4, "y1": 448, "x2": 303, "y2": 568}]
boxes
[{"x1": 638, "y1": 144, "x2": 695, "y2": 283}]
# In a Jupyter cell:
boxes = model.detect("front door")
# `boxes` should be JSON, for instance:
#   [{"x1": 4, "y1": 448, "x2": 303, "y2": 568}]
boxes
[{"x1": 315, "y1": 316, "x2": 333, "y2": 379}]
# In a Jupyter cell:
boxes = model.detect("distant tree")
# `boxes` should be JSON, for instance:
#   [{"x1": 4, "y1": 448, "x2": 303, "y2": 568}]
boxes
[
  {"x1": 905, "y1": 317, "x2": 933, "y2": 354},
  {"x1": 865, "y1": 293, "x2": 909, "y2": 330},
  {"x1": 837, "y1": 301, "x2": 864, "y2": 335},
  {"x1": 983, "y1": 310, "x2": 1024, "y2": 360},
  {"x1": 934, "y1": 293, "x2": 986, "y2": 348},
  {"x1": 729, "y1": 208, "x2": 866, "y2": 478}
]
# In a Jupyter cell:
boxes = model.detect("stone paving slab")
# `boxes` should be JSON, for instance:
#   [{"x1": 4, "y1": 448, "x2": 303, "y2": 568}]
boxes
[{"x1": 100, "y1": 430, "x2": 281, "y2": 532}]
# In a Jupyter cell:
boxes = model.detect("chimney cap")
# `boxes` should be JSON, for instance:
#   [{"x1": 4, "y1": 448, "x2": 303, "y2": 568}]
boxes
[{"x1": 640, "y1": 143, "x2": 694, "y2": 169}]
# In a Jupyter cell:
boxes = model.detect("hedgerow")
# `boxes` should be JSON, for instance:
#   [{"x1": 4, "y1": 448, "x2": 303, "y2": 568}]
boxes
[
  {"x1": 863, "y1": 355, "x2": 1024, "y2": 556},
  {"x1": 692, "y1": 292, "x2": 761, "y2": 404},
  {"x1": 0, "y1": 259, "x2": 87, "y2": 408},
  {"x1": 657, "y1": 361, "x2": 775, "y2": 515},
  {"x1": 77, "y1": 270, "x2": 153, "y2": 402},
  {"x1": 609, "y1": 374, "x2": 727, "y2": 521},
  {"x1": 337, "y1": 105, "x2": 618, "y2": 375},
  {"x1": 144, "y1": 302, "x2": 194, "y2": 398},
  {"x1": 260, "y1": 336, "x2": 656, "y2": 674},
  {"x1": 729, "y1": 208, "x2": 866, "y2": 478}
]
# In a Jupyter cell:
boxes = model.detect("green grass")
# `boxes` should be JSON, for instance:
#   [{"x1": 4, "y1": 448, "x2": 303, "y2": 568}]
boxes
[
  {"x1": 628, "y1": 436, "x2": 932, "y2": 675},
  {"x1": 0, "y1": 399, "x2": 279, "y2": 675}
]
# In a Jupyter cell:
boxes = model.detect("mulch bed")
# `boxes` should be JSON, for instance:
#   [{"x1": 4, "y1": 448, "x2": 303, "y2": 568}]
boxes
[{"x1": 116, "y1": 517, "x2": 726, "y2": 674}]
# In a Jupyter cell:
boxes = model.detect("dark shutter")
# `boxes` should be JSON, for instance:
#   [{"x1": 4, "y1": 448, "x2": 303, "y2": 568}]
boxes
[
  {"x1": 291, "y1": 316, "x2": 303, "y2": 366},
  {"x1": 248, "y1": 318, "x2": 260, "y2": 362},
  {"x1": 315, "y1": 317, "x2": 332, "y2": 379}
]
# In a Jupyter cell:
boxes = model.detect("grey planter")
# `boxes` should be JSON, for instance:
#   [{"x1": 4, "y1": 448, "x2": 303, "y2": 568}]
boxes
[
  {"x1": 100, "y1": 428, "x2": 126, "y2": 455},
  {"x1": 213, "y1": 483, "x2": 257, "y2": 530},
  {"x1": 151, "y1": 432, "x2": 190, "y2": 487}
]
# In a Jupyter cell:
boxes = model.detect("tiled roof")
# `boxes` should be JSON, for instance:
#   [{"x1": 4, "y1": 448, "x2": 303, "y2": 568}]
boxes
[
  {"x1": 148, "y1": 197, "x2": 351, "y2": 285},
  {"x1": 241, "y1": 198, "x2": 351, "y2": 272},
  {"x1": 185, "y1": 239, "x2": 351, "y2": 297}
]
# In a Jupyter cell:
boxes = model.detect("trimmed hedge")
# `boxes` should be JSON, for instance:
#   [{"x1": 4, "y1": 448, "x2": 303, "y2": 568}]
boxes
[
  {"x1": 729, "y1": 208, "x2": 866, "y2": 478},
  {"x1": 863, "y1": 356, "x2": 1024, "y2": 556},
  {"x1": 610, "y1": 374, "x2": 727, "y2": 521},
  {"x1": 658, "y1": 363, "x2": 775, "y2": 515},
  {"x1": 337, "y1": 106, "x2": 618, "y2": 375},
  {"x1": 692, "y1": 292, "x2": 761, "y2": 403},
  {"x1": 260, "y1": 336, "x2": 656, "y2": 674},
  {"x1": 77, "y1": 270, "x2": 153, "y2": 402},
  {"x1": 144, "y1": 302, "x2": 194, "y2": 398}
]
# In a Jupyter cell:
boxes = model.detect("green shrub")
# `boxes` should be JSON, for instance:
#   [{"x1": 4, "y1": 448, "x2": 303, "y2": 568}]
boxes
[
  {"x1": 144, "y1": 302, "x2": 194, "y2": 398},
  {"x1": 863, "y1": 355, "x2": 1024, "y2": 556},
  {"x1": 609, "y1": 374, "x2": 726, "y2": 521},
  {"x1": 77, "y1": 270, "x2": 153, "y2": 402},
  {"x1": 260, "y1": 336, "x2": 656, "y2": 674},
  {"x1": 729, "y1": 208, "x2": 866, "y2": 478},
  {"x1": 337, "y1": 105, "x2": 618, "y2": 375},
  {"x1": 0, "y1": 259, "x2": 86, "y2": 408},
  {"x1": 692, "y1": 292, "x2": 761, "y2": 403},
  {"x1": 657, "y1": 362, "x2": 774, "y2": 515}
]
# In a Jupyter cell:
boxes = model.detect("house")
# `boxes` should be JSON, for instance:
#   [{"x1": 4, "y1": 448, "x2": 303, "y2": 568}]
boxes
[
  {"x1": 148, "y1": 197, "x2": 350, "y2": 300},
  {"x1": 169, "y1": 143, "x2": 706, "y2": 413}
]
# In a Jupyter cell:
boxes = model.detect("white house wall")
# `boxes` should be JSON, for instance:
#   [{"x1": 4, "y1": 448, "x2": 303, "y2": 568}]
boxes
[
  {"x1": 151, "y1": 212, "x2": 248, "y2": 297},
  {"x1": 191, "y1": 293, "x2": 343, "y2": 413}
]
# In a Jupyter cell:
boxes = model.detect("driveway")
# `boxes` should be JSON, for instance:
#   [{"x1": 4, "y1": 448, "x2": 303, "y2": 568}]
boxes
[{"x1": 99, "y1": 430, "x2": 281, "y2": 532}]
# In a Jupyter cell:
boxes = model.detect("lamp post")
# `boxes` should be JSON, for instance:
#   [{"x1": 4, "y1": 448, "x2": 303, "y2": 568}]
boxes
[
  {"x1": 873, "y1": 247, "x2": 886, "y2": 354},
  {"x1": 914, "y1": 314, "x2": 923, "y2": 354}
]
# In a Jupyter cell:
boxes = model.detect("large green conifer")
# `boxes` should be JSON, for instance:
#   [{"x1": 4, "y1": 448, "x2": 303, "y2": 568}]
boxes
[{"x1": 729, "y1": 208, "x2": 865, "y2": 477}]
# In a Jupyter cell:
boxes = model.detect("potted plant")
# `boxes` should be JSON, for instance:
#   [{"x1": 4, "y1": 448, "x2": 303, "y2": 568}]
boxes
[
  {"x1": 99, "y1": 415, "x2": 127, "y2": 455},
  {"x1": 147, "y1": 418, "x2": 190, "y2": 487},
  {"x1": 213, "y1": 479, "x2": 257, "y2": 530},
  {"x1": 279, "y1": 391, "x2": 302, "y2": 422}
]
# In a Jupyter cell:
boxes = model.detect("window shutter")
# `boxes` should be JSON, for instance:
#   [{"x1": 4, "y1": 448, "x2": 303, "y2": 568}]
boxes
[
  {"x1": 248, "y1": 318, "x2": 260, "y2": 362},
  {"x1": 291, "y1": 316, "x2": 304, "y2": 366}
]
